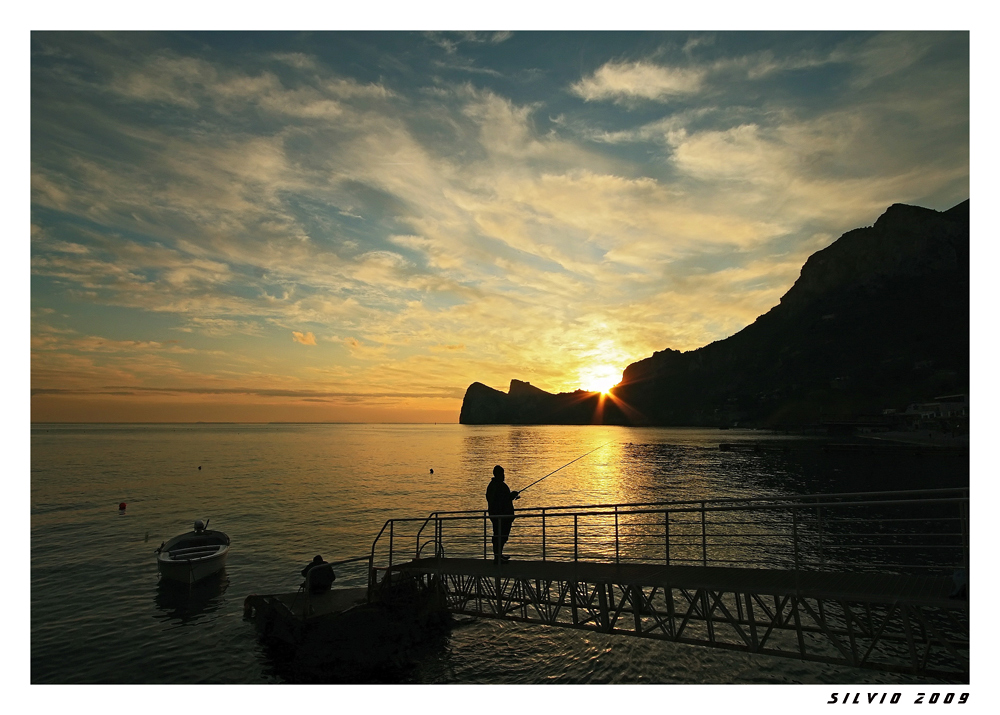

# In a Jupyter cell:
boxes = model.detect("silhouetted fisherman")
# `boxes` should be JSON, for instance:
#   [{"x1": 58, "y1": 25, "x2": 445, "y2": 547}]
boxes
[
  {"x1": 301, "y1": 554, "x2": 336, "y2": 594},
  {"x1": 486, "y1": 465, "x2": 519, "y2": 564}
]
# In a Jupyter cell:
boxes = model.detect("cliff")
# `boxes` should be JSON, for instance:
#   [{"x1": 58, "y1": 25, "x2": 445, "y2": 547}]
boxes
[
  {"x1": 459, "y1": 379, "x2": 626, "y2": 425},
  {"x1": 460, "y1": 200, "x2": 969, "y2": 427}
]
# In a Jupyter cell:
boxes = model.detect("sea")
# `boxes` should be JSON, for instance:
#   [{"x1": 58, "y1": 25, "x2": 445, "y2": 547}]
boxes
[{"x1": 30, "y1": 423, "x2": 969, "y2": 686}]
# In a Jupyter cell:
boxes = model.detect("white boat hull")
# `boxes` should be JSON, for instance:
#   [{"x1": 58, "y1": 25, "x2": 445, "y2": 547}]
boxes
[
  {"x1": 157, "y1": 550, "x2": 228, "y2": 584},
  {"x1": 156, "y1": 526, "x2": 231, "y2": 584}
]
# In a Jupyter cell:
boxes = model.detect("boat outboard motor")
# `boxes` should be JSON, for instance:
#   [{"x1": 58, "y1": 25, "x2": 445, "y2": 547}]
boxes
[{"x1": 194, "y1": 519, "x2": 206, "y2": 532}]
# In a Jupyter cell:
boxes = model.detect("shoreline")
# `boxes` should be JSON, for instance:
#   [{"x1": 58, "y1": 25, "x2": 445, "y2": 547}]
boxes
[{"x1": 859, "y1": 430, "x2": 969, "y2": 448}]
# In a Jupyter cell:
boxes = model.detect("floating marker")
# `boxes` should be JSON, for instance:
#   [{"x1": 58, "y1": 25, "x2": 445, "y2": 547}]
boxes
[
  {"x1": 430, "y1": 468, "x2": 434, "y2": 474},
  {"x1": 119, "y1": 502, "x2": 127, "y2": 511}
]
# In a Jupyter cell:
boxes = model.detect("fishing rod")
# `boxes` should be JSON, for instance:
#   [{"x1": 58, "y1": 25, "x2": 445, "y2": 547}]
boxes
[{"x1": 515, "y1": 441, "x2": 613, "y2": 495}]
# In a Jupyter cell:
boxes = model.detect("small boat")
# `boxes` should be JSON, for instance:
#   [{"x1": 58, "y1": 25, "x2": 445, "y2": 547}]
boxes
[{"x1": 156, "y1": 519, "x2": 230, "y2": 584}]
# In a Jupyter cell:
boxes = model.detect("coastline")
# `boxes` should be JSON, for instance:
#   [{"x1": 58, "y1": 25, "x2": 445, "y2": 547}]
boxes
[{"x1": 860, "y1": 430, "x2": 969, "y2": 449}]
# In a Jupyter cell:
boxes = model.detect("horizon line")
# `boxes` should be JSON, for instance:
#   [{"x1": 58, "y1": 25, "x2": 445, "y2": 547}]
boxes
[{"x1": 29, "y1": 420, "x2": 462, "y2": 426}]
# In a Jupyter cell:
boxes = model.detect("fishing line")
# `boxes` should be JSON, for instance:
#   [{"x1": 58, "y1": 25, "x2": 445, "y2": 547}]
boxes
[{"x1": 516, "y1": 441, "x2": 613, "y2": 494}]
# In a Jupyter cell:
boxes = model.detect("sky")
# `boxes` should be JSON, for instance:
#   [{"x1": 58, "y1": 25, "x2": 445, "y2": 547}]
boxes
[{"x1": 29, "y1": 30, "x2": 970, "y2": 423}]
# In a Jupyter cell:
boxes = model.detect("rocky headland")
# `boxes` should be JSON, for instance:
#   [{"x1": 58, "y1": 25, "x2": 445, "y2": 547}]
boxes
[{"x1": 460, "y1": 200, "x2": 969, "y2": 428}]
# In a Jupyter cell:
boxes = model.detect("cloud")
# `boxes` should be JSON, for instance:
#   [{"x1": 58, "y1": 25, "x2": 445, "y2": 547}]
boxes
[
  {"x1": 30, "y1": 32, "x2": 968, "y2": 412},
  {"x1": 430, "y1": 344, "x2": 465, "y2": 352},
  {"x1": 178, "y1": 318, "x2": 265, "y2": 338},
  {"x1": 109, "y1": 53, "x2": 391, "y2": 116},
  {"x1": 345, "y1": 337, "x2": 389, "y2": 361},
  {"x1": 425, "y1": 31, "x2": 513, "y2": 55},
  {"x1": 31, "y1": 385, "x2": 465, "y2": 399},
  {"x1": 571, "y1": 61, "x2": 705, "y2": 103},
  {"x1": 268, "y1": 52, "x2": 319, "y2": 70},
  {"x1": 837, "y1": 32, "x2": 938, "y2": 89}
]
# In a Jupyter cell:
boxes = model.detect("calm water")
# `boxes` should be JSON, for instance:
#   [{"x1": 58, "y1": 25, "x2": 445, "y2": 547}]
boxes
[{"x1": 30, "y1": 423, "x2": 967, "y2": 684}]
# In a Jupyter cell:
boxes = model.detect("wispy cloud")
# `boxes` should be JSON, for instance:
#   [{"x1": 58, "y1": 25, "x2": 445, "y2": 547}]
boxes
[
  {"x1": 30, "y1": 31, "x2": 968, "y2": 421},
  {"x1": 425, "y1": 31, "x2": 513, "y2": 55},
  {"x1": 572, "y1": 61, "x2": 706, "y2": 102}
]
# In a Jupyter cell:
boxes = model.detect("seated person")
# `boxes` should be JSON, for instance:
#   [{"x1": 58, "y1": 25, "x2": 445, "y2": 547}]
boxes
[{"x1": 301, "y1": 555, "x2": 336, "y2": 594}]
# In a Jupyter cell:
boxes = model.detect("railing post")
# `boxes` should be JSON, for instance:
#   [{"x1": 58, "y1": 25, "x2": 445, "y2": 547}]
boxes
[
  {"x1": 615, "y1": 505, "x2": 620, "y2": 564},
  {"x1": 367, "y1": 554, "x2": 375, "y2": 601},
  {"x1": 701, "y1": 501, "x2": 707, "y2": 567},
  {"x1": 961, "y1": 498, "x2": 969, "y2": 571},
  {"x1": 388, "y1": 521, "x2": 394, "y2": 570},
  {"x1": 416, "y1": 514, "x2": 425, "y2": 559},
  {"x1": 574, "y1": 514, "x2": 579, "y2": 562},
  {"x1": 483, "y1": 510, "x2": 488, "y2": 560},
  {"x1": 665, "y1": 509, "x2": 670, "y2": 566},
  {"x1": 542, "y1": 509, "x2": 547, "y2": 561},
  {"x1": 817, "y1": 505, "x2": 824, "y2": 565},
  {"x1": 436, "y1": 515, "x2": 443, "y2": 558},
  {"x1": 792, "y1": 506, "x2": 800, "y2": 571}
]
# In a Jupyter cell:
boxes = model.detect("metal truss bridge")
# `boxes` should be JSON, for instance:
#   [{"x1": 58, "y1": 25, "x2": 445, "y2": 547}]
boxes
[{"x1": 365, "y1": 488, "x2": 968, "y2": 680}]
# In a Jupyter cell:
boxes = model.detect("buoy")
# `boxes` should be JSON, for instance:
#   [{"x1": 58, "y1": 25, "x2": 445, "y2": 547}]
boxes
[
  {"x1": 198, "y1": 465, "x2": 202, "y2": 470},
  {"x1": 430, "y1": 468, "x2": 434, "y2": 474},
  {"x1": 118, "y1": 502, "x2": 126, "y2": 511}
]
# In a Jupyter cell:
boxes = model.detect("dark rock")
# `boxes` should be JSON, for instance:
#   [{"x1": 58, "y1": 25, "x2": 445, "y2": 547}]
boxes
[
  {"x1": 458, "y1": 382, "x2": 508, "y2": 424},
  {"x1": 460, "y1": 200, "x2": 969, "y2": 428},
  {"x1": 460, "y1": 379, "x2": 625, "y2": 425}
]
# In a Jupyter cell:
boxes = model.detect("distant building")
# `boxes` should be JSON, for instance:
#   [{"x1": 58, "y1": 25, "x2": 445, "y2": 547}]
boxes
[
  {"x1": 934, "y1": 394, "x2": 968, "y2": 418},
  {"x1": 905, "y1": 402, "x2": 941, "y2": 419},
  {"x1": 896, "y1": 394, "x2": 968, "y2": 432},
  {"x1": 904, "y1": 394, "x2": 968, "y2": 420}
]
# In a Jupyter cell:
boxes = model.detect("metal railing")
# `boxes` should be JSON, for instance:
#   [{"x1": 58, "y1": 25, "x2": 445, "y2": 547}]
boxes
[{"x1": 369, "y1": 488, "x2": 968, "y2": 583}]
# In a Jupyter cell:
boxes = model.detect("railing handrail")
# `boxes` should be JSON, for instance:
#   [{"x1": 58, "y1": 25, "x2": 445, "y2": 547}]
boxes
[
  {"x1": 325, "y1": 555, "x2": 372, "y2": 568},
  {"x1": 368, "y1": 488, "x2": 969, "y2": 580},
  {"x1": 417, "y1": 486, "x2": 969, "y2": 519},
  {"x1": 381, "y1": 495, "x2": 968, "y2": 526}
]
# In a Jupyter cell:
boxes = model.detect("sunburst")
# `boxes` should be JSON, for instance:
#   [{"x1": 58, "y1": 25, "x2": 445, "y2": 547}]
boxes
[{"x1": 579, "y1": 365, "x2": 621, "y2": 394}]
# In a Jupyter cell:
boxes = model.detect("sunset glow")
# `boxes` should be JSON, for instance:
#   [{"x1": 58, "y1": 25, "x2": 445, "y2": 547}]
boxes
[
  {"x1": 29, "y1": 31, "x2": 969, "y2": 423},
  {"x1": 580, "y1": 366, "x2": 622, "y2": 394}
]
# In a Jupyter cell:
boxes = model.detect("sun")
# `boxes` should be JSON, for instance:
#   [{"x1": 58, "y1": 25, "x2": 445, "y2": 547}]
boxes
[{"x1": 579, "y1": 365, "x2": 621, "y2": 394}]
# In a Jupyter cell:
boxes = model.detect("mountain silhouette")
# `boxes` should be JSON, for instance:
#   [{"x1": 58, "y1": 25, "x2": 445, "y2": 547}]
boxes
[{"x1": 460, "y1": 200, "x2": 969, "y2": 427}]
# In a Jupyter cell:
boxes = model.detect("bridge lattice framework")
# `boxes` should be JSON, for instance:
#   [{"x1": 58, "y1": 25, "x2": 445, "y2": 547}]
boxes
[{"x1": 369, "y1": 489, "x2": 969, "y2": 680}]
